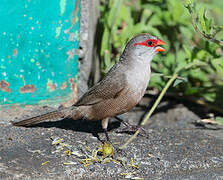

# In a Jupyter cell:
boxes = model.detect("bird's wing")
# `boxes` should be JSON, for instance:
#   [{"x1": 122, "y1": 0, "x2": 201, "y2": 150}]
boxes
[{"x1": 75, "y1": 72, "x2": 127, "y2": 106}]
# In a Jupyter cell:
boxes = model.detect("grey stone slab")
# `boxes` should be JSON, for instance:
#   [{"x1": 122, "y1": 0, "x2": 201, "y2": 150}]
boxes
[{"x1": 0, "y1": 123, "x2": 223, "y2": 179}]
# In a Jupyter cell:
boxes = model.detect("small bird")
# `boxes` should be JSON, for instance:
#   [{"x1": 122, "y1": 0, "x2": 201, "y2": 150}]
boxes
[{"x1": 12, "y1": 34, "x2": 166, "y2": 141}]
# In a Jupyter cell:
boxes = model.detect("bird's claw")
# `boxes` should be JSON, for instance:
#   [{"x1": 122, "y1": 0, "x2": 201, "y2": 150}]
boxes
[{"x1": 116, "y1": 124, "x2": 147, "y2": 136}]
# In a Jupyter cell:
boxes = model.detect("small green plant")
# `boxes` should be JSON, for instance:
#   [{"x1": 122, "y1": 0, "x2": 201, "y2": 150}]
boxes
[
  {"x1": 185, "y1": 0, "x2": 223, "y2": 46},
  {"x1": 98, "y1": 0, "x2": 223, "y2": 111}
]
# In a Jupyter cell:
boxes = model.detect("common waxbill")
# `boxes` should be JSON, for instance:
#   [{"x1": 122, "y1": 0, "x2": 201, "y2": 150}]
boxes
[{"x1": 12, "y1": 34, "x2": 166, "y2": 140}]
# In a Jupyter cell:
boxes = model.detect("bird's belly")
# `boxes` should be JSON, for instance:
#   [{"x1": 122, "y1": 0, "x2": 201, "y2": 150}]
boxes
[{"x1": 83, "y1": 69, "x2": 150, "y2": 120}]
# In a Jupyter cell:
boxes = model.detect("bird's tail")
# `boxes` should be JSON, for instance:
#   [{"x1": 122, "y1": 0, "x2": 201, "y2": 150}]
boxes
[{"x1": 12, "y1": 110, "x2": 64, "y2": 127}]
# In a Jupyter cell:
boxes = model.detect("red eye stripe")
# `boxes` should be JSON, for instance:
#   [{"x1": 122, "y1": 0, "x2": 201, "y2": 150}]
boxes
[{"x1": 134, "y1": 39, "x2": 157, "y2": 47}]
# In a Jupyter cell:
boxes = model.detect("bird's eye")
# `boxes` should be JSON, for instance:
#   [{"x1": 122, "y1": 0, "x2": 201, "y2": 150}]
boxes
[{"x1": 147, "y1": 41, "x2": 153, "y2": 46}]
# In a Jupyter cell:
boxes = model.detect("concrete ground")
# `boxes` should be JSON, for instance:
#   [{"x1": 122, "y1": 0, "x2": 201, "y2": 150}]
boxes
[
  {"x1": 1, "y1": 0, "x2": 223, "y2": 179},
  {"x1": 1, "y1": 98, "x2": 223, "y2": 179}
]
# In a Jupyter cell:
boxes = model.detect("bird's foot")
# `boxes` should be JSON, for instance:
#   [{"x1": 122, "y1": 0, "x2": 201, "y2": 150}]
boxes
[
  {"x1": 104, "y1": 128, "x2": 111, "y2": 143},
  {"x1": 115, "y1": 117, "x2": 147, "y2": 136},
  {"x1": 100, "y1": 129, "x2": 125, "y2": 155},
  {"x1": 116, "y1": 124, "x2": 147, "y2": 136},
  {"x1": 93, "y1": 128, "x2": 112, "y2": 144}
]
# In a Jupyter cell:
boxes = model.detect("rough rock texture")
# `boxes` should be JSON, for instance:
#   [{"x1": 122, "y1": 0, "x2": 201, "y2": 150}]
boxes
[
  {"x1": 1, "y1": 97, "x2": 223, "y2": 179},
  {"x1": 1, "y1": 0, "x2": 223, "y2": 179}
]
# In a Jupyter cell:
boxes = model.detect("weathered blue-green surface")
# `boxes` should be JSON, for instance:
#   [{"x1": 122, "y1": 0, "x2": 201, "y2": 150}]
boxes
[{"x1": 0, "y1": 0, "x2": 80, "y2": 107}]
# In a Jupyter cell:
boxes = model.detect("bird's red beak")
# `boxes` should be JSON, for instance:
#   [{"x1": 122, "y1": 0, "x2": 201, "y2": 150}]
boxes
[{"x1": 155, "y1": 39, "x2": 166, "y2": 52}]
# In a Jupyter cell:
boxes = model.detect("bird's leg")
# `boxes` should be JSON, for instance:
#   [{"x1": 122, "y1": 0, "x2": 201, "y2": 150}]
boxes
[
  {"x1": 101, "y1": 118, "x2": 125, "y2": 155},
  {"x1": 115, "y1": 117, "x2": 147, "y2": 136},
  {"x1": 101, "y1": 118, "x2": 110, "y2": 142}
]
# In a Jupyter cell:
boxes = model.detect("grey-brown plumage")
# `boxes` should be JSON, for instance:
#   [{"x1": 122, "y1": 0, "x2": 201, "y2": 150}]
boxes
[{"x1": 12, "y1": 34, "x2": 166, "y2": 139}]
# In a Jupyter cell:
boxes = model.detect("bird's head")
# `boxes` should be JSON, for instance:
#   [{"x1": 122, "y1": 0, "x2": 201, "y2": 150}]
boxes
[{"x1": 123, "y1": 34, "x2": 166, "y2": 63}]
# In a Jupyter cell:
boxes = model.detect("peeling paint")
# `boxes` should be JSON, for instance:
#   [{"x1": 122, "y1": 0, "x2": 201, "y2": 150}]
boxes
[
  {"x1": 19, "y1": 84, "x2": 36, "y2": 94},
  {"x1": 68, "y1": 33, "x2": 75, "y2": 41},
  {"x1": 69, "y1": 78, "x2": 77, "y2": 93},
  {"x1": 30, "y1": 58, "x2": 35, "y2": 63},
  {"x1": 72, "y1": 0, "x2": 79, "y2": 25},
  {"x1": 0, "y1": 80, "x2": 11, "y2": 92},
  {"x1": 60, "y1": 0, "x2": 67, "y2": 16},
  {"x1": 60, "y1": 82, "x2": 67, "y2": 90},
  {"x1": 55, "y1": 26, "x2": 62, "y2": 39},
  {"x1": 2, "y1": 72, "x2": 6, "y2": 77},
  {"x1": 13, "y1": 49, "x2": 18, "y2": 57},
  {"x1": 47, "y1": 79, "x2": 56, "y2": 92},
  {"x1": 66, "y1": 48, "x2": 75, "y2": 61},
  {"x1": 68, "y1": 30, "x2": 79, "y2": 42},
  {"x1": 75, "y1": 49, "x2": 79, "y2": 56},
  {"x1": 64, "y1": 0, "x2": 79, "y2": 34},
  {"x1": 20, "y1": 75, "x2": 26, "y2": 85},
  {"x1": 63, "y1": 78, "x2": 78, "y2": 105},
  {"x1": 0, "y1": 0, "x2": 80, "y2": 106}
]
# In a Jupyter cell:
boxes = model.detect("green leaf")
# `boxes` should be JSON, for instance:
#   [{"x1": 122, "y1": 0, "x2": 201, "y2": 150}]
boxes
[
  {"x1": 215, "y1": 117, "x2": 223, "y2": 125},
  {"x1": 202, "y1": 92, "x2": 216, "y2": 102},
  {"x1": 189, "y1": 68, "x2": 209, "y2": 82},
  {"x1": 211, "y1": 58, "x2": 223, "y2": 76},
  {"x1": 196, "y1": 49, "x2": 207, "y2": 60},
  {"x1": 185, "y1": 0, "x2": 194, "y2": 7},
  {"x1": 217, "y1": 25, "x2": 223, "y2": 31},
  {"x1": 104, "y1": 49, "x2": 111, "y2": 69},
  {"x1": 108, "y1": 0, "x2": 124, "y2": 28},
  {"x1": 183, "y1": 45, "x2": 192, "y2": 61},
  {"x1": 100, "y1": 27, "x2": 110, "y2": 57},
  {"x1": 173, "y1": 79, "x2": 184, "y2": 87},
  {"x1": 199, "y1": 7, "x2": 206, "y2": 33},
  {"x1": 168, "y1": 0, "x2": 185, "y2": 23},
  {"x1": 206, "y1": 17, "x2": 212, "y2": 34}
]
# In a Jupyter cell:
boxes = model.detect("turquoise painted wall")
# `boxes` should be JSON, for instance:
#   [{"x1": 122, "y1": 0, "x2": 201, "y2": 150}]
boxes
[{"x1": 0, "y1": 0, "x2": 80, "y2": 107}]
